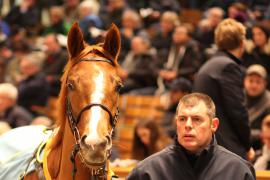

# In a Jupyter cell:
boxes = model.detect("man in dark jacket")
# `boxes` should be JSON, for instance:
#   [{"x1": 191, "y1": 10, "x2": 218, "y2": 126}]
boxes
[
  {"x1": 193, "y1": 18, "x2": 251, "y2": 159},
  {"x1": 127, "y1": 93, "x2": 255, "y2": 180},
  {"x1": 17, "y1": 52, "x2": 49, "y2": 117}
]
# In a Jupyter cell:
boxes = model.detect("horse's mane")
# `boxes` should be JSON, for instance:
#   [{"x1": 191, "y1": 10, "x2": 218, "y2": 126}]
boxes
[{"x1": 48, "y1": 44, "x2": 119, "y2": 149}]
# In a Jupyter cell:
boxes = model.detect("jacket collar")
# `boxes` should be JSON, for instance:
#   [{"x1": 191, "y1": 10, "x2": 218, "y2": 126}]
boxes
[
  {"x1": 174, "y1": 135, "x2": 217, "y2": 173},
  {"x1": 215, "y1": 51, "x2": 242, "y2": 65}
]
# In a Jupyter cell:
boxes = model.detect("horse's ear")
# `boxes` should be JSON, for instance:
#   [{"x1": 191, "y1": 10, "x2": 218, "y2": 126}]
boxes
[
  {"x1": 103, "y1": 24, "x2": 121, "y2": 62},
  {"x1": 67, "y1": 22, "x2": 85, "y2": 59}
]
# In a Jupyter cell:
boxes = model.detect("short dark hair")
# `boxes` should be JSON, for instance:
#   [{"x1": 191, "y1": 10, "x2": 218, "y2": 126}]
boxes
[{"x1": 177, "y1": 93, "x2": 216, "y2": 119}]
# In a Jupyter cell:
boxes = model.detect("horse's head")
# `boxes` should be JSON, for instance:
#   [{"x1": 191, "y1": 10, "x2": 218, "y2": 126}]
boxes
[{"x1": 61, "y1": 23, "x2": 121, "y2": 169}]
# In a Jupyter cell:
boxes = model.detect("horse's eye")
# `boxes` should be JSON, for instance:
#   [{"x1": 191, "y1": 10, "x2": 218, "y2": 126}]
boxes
[
  {"x1": 67, "y1": 83, "x2": 75, "y2": 91},
  {"x1": 115, "y1": 84, "x2": 123, "y2": 92}
]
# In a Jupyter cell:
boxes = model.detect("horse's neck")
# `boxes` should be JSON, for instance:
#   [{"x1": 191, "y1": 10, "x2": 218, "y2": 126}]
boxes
[{"x1": 47, "y1": 121, "x2": 90, "y2": 180}]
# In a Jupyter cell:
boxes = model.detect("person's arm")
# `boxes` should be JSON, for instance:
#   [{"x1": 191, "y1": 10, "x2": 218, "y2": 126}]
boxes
[{"x1": 219, "y1": 63, "x2": 251, "y2": 150}]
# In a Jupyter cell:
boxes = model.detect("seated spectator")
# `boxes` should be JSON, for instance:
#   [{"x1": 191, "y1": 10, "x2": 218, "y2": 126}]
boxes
[
  {"x1": 132, "y1": 119, "x2": 172, "y2": 161},
  {"x1": 42, "y1": 34, "x2": 68, "y2": 96},
  {"x1": 243, "y1": 23, "x2": 270, "y2": 89},
  {"x1": 78, "y1": 0, "x2": 103, "y2": 44},
  {"x1": 42, "y1": 6, "x2": 71, "y2": 36},
  {"x1": 254, "y1": 114, "x2": 270, "y2": 170},
  {"x1": 4, "y1": 0, "x2": 41, "y2": 36},
  {"x1": 0, "y1": 83, "x2": 32, "y2": 128},
  {"x1": 4, "y1": 40, "x2": 31, "y2": 84},
  {"x1": 159, "y1": 78, "x2": 192, "y2": 138},
  {"x1": 244, "y1": 64, "x2": 270, "y2": 150},
  {"x1": 195, "y1": 7, "x2": 224, "y2": 58},
  {"x1": 158, "y1": 24, "x2": 202, "y2": 93},
  {"x1": 63, "y1": 0, "x2": 80, "y2": 24},
  {"x1": 119, "y1": 9, "x2": 143, "y2": 63},
  {"x1": 119, "y1": 35, "x2": 159, "y2": 94},
  {"x1": 127, "y1": 93, "x2": 255, "y2": 180},
  {"x1": 151, "y1": 11, "x2": 180, "y2": 52},
  {"x1": 17, "y1": 52, "x2": 50, "y2": 117},
  {"x1": 99, "y1": 0, "x2": 128, "y2": 29}
]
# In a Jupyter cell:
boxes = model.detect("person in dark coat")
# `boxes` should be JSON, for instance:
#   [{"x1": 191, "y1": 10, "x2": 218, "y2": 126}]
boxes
[
  {"x1": 127, "y1": 93, "x2": 255, "y2": 180},
  {"x1": 43, "y1": 34, "x2": 68, "y2": 96},
  {"x1": 193, "y1": 19, "x2": 251, "y2": 159},
  {"x1": 17, "y1": 52, "x2": 49, "y2": 117},
  {"x1": 158, "y1": 24, "x2": 202, "y2": 93},
  {"x1": 4, "y1": 0, "x2": 41, "y2": 36},
  {"x1": 118, "y1": 35, "x2": 159, "y2": 94},
  {"x1": 0, "y1": 83, "x2": 32, "y2": 128}
]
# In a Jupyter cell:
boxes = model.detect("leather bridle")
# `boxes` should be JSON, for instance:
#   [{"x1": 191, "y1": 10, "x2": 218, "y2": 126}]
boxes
[{"x1": 65, "y1": 56, "x2": 120, "y2": 180}]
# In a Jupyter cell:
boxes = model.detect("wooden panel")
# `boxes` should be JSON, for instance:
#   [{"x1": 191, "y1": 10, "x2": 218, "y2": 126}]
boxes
[
  {"x1": 115, "y1": 126, "x2": 134, "y2": 159},
  {"x1": 180, "y1": 9, "x2": 202, "y2": 26},
  {"x1": 119, "y1": 95, "x2": 165, "y2": 121},
  {"x1": 256, "y1": 170, "x2": 270, "y2": 180}
]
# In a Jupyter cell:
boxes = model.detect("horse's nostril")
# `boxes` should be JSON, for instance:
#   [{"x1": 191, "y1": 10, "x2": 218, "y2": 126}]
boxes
[
  {"x1": 105, "y1": 135, "x2": 111, "y2": 145},
  {"x1": 81, "y1": 135, "x2": 87, "y2": 145}
]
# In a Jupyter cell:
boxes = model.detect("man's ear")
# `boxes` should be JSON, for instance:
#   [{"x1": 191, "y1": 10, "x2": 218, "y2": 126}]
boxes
[{"x1": 211, "y1": 118, "x2": 219, "y2": 133}]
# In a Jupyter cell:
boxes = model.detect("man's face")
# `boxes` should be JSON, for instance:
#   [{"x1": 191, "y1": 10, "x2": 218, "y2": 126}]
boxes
[
  {"x1": 244, "y1": 74, "x2": 266, "y2": 97},
  {"x1": 44, "y1": 36, "x2": 59, "y2": 54},
  {"x1": 176, "y1": 101, "x2": 218, "y2": 153},
  {"x1": 173, "y1": 26, "x2": 189, "y2": 45},
  {"x1": 131, "y1": 37, "x2": 148, "y2": 54}
]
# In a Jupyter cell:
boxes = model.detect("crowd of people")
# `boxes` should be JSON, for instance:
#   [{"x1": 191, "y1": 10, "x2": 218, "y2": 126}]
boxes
[{"x1": 0, "y1": 0, "x2": 270, "y2": 175}]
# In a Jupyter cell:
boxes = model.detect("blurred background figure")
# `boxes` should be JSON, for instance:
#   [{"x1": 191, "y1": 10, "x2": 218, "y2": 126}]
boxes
[
  {"x1": 119, "y1": 34, "x2": 158, "y2": 94},
  {"x1": 195, "y1": 7, "x2": 224, "y2": 58},
  {"x1": 42, "y1": 33, "x2": 67, "y2": 97},
  {"x1": 42, "y1": 6, "x2": 71, "y2": 36},
  {"x1": 4, "y1": 0, "x2": 41, "y2": 37},
  {"x1": 243, "y1": 23, "x2": 270, "y2": 89},
  {"x1": 17, "y1": 51, "x2": 49, "y2": 117},
  {"x1": 119, "y1": 9, "x2": 143, "y2": 63},
  {"x1": 158, "y1": 24, "x2": 202, "y2": 93},
  {"x1": 0, "y1": 83, "x2": 32, "y2": 129},
  {"x1": 151, "y1": 11, "x2": 180, "y2": 64},
  {"x1": 254, "y1": 115, "x2": 270, "y2": 170},
  {"x1": 99, "y1": 0, "x2": 128, "y2": 29},
  {"x1": 78, "y1": 0, "x2": 103, "y2": 44},
  {"x1": 4, "y1": 40, "x2": 31, "y2": 85},
  {"x1": 244, "y1": 64, "x2": 270, "y2": 150},
  {"x1": 63, "y1": 0, "x2": 80, "y2": 24},
  {"x1": 132, "y1": 119, "x2": 172, "y2": 161},
  {"x1": 159, "y1": 78, "x2": 192, "y2": 138},
  {"x1": 151, "y1": 11, "x2": 180, "y2": 52}
]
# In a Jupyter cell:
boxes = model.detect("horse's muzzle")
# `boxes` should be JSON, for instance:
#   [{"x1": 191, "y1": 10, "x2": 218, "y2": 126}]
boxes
[{"x1": 79, "y1": 135, "x2": 112, "y2": 166}]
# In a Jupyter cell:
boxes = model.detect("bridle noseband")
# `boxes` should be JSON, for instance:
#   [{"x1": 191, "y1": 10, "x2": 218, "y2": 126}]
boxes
[{"x1": 65, "y1": 56, "x2": 120, "y2": 180}]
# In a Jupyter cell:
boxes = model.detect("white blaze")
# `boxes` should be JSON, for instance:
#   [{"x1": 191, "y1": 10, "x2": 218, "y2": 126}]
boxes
[{"x1": 87, "y1": 70, "x2": 105, "y2": 143}]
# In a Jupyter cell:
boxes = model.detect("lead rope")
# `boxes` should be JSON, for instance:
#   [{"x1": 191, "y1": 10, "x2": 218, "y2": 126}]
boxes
[{"x1": 70, "y1": 143, "x2": 80, "y2": 180}]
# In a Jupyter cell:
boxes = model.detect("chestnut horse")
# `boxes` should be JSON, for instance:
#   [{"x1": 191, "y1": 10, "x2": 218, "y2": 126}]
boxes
[{"x1": 25, "y1": 23, "x2": 122, "y2": 180}]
